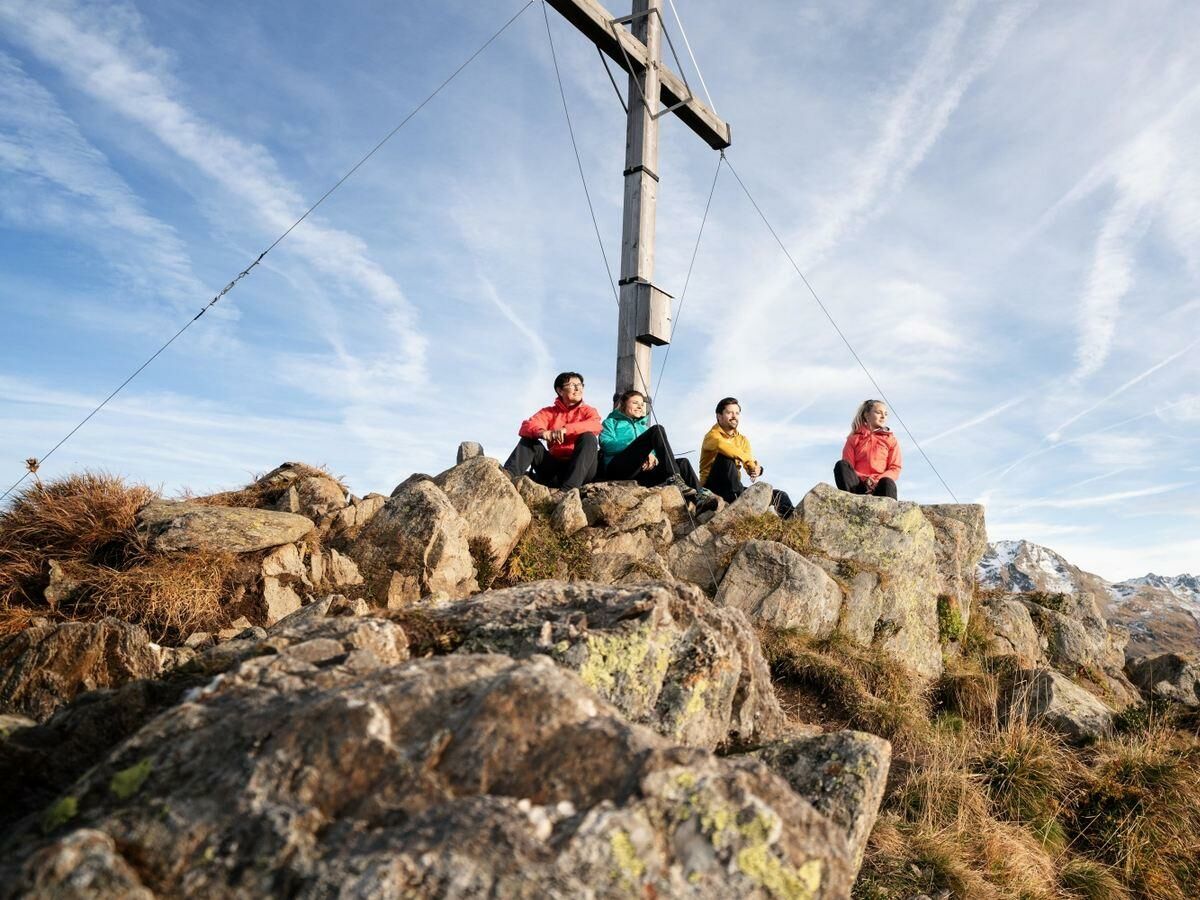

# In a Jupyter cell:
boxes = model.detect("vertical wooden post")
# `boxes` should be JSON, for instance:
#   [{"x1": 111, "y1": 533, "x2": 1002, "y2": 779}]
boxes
[{"x1": 615, "y1": 0, "x2": 661, "y2": 398}]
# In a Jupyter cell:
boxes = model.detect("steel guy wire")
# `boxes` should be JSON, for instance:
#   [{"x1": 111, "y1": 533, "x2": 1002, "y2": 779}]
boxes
[
  {"x1": 721, "y1": 153, "x2": 960, "y2": 503},
  {"x1": 0, "y1": 0, "x2": 536, "y2": 506},
  {"x1": 665, "y1": 0, "x2": 718, "y2": 114},
  {"x1": 651, "y1": 151, "x2": 722, "y2": 404}
]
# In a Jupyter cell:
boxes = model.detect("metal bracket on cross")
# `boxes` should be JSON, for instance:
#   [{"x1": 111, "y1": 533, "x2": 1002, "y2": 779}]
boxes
[{"x1": 607, "y1": 6, "x2": 694, "y2": 119}]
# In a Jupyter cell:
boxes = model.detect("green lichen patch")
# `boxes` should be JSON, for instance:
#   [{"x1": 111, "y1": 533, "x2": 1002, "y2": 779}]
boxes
[
  {"x1": 609, "y1": 829, "x2": 646, "y2": 884},
  {"x1": 41, "y1": 795, "x2": 78, "y2": 834},
  {"x1": 109, "y1": 757, "x2": 154, "y2": 800},
  {"x1": 736, "y1": 847, "x2": 823, "y2": 900},
  {"x1": 575, "y1": 623, "x2": 671, "y2": 717}
]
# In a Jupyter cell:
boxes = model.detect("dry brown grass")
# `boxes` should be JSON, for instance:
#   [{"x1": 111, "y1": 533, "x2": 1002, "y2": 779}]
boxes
[
  {"x1": 0, "y1": 472, "x2": 253, "y2": 643},
  {"x1": 724, "y1": 512, "x2": 813, "y2": 556},
  {"x1": 188, "y1": 462, "x2": 346, "y2": 510},
  {"x1": 759, "y1": 627, "x2": 932, "y2": 753},
  {"x1": 763, "y1": 616, "x2": 1200, "y2": 900},
  {"x1": 1067, "y1": 724, "x2": 1200, "y2": 899},
  {"x1": 0, "y1": 472, "x2": 156, "y2": 609}
]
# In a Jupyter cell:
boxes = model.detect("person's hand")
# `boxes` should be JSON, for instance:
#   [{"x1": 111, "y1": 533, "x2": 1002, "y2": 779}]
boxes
[
  {"x1": 747, "y1": 462, "x2": 762, "y2": 480},
  {"x1": 544, "y1": 428, "x2": 566, "y2": 444},
  {"x1": 864, "y1": 477, "x2": 877, "y2": 493},
  {"x1": 641, "y1": 456, "x2": 658, "y2": 471},
  {"x1": 541, "y1": 429, "x2": 554, "y2": 444}
]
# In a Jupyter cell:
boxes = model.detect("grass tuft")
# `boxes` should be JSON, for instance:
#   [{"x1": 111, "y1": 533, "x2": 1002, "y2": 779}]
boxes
[
  {"x1": 0, "y1": 472, "x2": 155, "y2": 609},
  {"x1": 759, "y1": 626, "x2": 931, "y2": 752},
  {"x1": 503, "y1": 511, "x2": 592, "y2": 584}
]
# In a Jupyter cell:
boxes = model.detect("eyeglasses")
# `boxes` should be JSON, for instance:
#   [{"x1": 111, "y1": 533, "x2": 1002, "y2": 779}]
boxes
[{"x1": 562, "y1": 382, "x2": 584, "y2": 390}]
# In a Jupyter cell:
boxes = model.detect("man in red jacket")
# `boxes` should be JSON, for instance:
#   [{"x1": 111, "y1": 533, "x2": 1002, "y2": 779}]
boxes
[{"x1": 503, "y1": 372, "x2": 602, "y2": 489}]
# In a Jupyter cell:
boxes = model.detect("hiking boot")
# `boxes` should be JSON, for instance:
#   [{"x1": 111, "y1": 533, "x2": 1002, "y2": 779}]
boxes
[{"x1": 693, "y1": 487, "x2": 720, "y2": 514}]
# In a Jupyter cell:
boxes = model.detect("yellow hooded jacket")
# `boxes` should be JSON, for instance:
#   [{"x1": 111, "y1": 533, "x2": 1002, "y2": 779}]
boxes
[{"x1": 699, "y1": 424, "x2": 759, "y2": 484}]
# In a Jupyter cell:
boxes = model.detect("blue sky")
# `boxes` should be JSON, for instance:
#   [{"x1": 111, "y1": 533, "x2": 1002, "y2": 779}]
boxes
[{"x1": 1, "y1": 0, "x2": 1198, "y2": 580}]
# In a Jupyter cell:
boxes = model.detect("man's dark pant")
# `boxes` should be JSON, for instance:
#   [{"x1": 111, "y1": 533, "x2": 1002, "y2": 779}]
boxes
[
  {"x1": 602, "y1": 425, "x2": 701, "y2": 491},
  {"x1": 703, "y1": 453, "x2": 794, "y2": 517},
  {"x1": 504, "y1": 433, "x2": 598, "y2": 489},
  {"x1": 834, "y1": 459, "x2": 898, "y2": 499}
]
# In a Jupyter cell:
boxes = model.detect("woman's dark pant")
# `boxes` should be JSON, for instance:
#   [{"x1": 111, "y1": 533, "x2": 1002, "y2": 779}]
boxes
[
  {"x1": 834, "y1": 459, "x2": 897, "y2": 499},
  {"x1": 504, "y1": 433, "x2": 598, "y2": 489},
  {"x1": 703, "y1": 454, "x2": 794, "y2": 517},
  {"x1": 602, "y1": 425, "x2": 700, "y2": 491}
]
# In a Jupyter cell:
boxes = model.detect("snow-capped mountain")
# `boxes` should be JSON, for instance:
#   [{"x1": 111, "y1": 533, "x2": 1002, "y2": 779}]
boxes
[
  {"x1": 1110, "y1": 573, "x2": 1200, "y2": 606},
  {"x1": 976, "y1": 539, "x2": 1108, "y2": 597},
  {"x1": 977, "y1": 539, "x2": 1199, "y2": 659}
]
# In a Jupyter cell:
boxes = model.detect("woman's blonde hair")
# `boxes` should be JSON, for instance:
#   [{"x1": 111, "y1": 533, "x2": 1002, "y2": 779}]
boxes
[{"x1": 850, "y1": 399, "x2": 884, "y2": 435}]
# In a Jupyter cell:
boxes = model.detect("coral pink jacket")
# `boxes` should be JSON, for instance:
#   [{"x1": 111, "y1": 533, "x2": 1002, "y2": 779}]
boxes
[
  {"x1": 842, "y1": 427, "x2": 902, "y2": 482},
  {"x1": 518, "y1": 398, "x2": 602, "y2": 460}
]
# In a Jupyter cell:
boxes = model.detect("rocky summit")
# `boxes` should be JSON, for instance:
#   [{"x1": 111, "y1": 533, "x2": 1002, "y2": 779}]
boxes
[{"x1": 0, "y1": 451, "x2": 1191, "y2": 897}]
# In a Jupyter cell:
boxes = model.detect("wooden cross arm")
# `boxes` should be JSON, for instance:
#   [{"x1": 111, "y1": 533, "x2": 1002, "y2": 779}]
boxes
[{"x1": 545, "y1": 0, "x2": 731, "y2": 150}]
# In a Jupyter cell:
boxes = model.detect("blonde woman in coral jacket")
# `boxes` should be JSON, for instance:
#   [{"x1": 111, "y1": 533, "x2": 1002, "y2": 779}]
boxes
[{"x1": 834, "y1": 400, "x2": 901, "y2": 499}]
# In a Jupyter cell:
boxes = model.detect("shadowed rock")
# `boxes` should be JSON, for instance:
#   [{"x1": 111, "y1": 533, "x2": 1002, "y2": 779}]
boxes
[
  {"x1": 752, "y1": 730, "x2": 891, "y2": 878},
  {"x1": 999, "y1": 668, "x2": 1114, "y2": 742},
  {"x1": 1126, "y1": 653, "x2": 1200, "y2": 707},
  {"x1": 0, "y1": 619, "x2": 160, "y2": 722},
  {"x1": 1, "y1": 649, "x2": 852, "y2": 899}
]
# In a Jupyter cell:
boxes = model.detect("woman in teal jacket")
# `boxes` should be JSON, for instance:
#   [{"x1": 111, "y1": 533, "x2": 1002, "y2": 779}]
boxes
[{"x1": 599, "y1": 391, "x2": 713, "y2": 505}]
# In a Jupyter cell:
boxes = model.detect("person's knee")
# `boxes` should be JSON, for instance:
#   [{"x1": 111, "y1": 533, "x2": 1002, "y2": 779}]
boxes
[
  {"x1": 646, "y1": 424, "x2": 666, "y2": 438},
  {"x1": 877, "y1": 477, "x2": 898, "y2": 498},
  {"x1": 576, "y1": 432, "x2": 598, "y2": 447}
]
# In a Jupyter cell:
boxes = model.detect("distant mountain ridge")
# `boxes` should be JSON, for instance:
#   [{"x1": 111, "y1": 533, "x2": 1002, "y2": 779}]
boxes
[{"x1": 977, "y1": 539, "x2": 1199, "y2": 659}]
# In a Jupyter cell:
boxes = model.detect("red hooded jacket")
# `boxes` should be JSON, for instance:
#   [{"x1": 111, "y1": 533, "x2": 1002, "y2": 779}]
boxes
[
  {"x1": 518, "y1": 398, "x2": 602, "y2": 460},
  {"x1": 842, "y1": 427, "x2": 902, "y2": 482}
]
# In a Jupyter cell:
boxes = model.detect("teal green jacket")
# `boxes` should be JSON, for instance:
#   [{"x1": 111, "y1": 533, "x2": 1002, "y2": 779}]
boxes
[{"x1": 599, "y1": 409, "x2": 651, "y2": 466}]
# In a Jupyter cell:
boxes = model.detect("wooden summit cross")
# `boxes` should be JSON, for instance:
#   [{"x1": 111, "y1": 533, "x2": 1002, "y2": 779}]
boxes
[{"x1": 546, "y1": 0, "x2": 731, "y2": 397}]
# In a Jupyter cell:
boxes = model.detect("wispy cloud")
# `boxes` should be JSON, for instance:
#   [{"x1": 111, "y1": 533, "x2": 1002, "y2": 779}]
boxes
[
  {"x1": 1010, "y1": 482, "x2": 1187, "y2": 511},
  {"x1": 0, "y1": 51, "x2": 202, "y2": 307},
  {"x1": 925, "y1": 394, "x2": 1026, "y2": 445},
  {"x1": 799, "y1": 0, "x2": 1036, "y2": 265},
  {"x1": 1050, "y1": 334, "x2": 1200, "y2": 439},
  {"x1": 0, "y1": 0, "x2": 428, "y2": 383}
]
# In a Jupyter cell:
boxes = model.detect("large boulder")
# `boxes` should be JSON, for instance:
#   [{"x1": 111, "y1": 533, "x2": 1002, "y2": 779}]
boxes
[
  {"x1": 796, "y1": 483, "x2": 942, "y2": 679},
  {"x1": 0, "y1": 619, "x2": 160, "y2": 722},
  {"x1": 1126, "y1": 653, "x2": 1200, "y2": 707},
  {"x1": 752, "y1": 731, "x2": 892, "y2": 878},
  {"x1": 137, "y1": 500, "x2": 314, "y2": 554},
  {"x1": 258, "y1": 462, "x2": 348, "y2": 522},
  {"x1": 1, "y1": 650, "x2": 854, "y2": 898},
  {"x1": 0, "y1": 606, "x2": 411, "y2": 836},
  {"x1": 716, "y1": 540, "x2": 842, "y2": 638},
  {"x1": 978, "y1": 595, "x2": 1046, "y2": 666},
  {"x1": 343, "y1": 480, "x2": 478, "y2": 607},
  {"x1": 668, "y1": 483, "x2": 775, "y2": 588},
  {"x1": 1019, "y1": 593, "x2": 1139, "y2": 707},
  {"x1": 389, "y1": 580, "x2": 787, "y2": 750},
  {"x1": 919, "y1": 503, "x2": 988, "y2": 630},
  {"x1": 433, "y1": 456, "x2": 532, "y2": 565},
  {"x1": 999, "y1": 668, "x2": 1114, "y2": 742}
]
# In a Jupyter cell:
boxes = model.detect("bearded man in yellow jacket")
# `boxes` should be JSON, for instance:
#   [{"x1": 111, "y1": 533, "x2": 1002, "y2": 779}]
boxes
[{"x1": 699, "y1": 397, "x2": 794, "y2": 518}]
